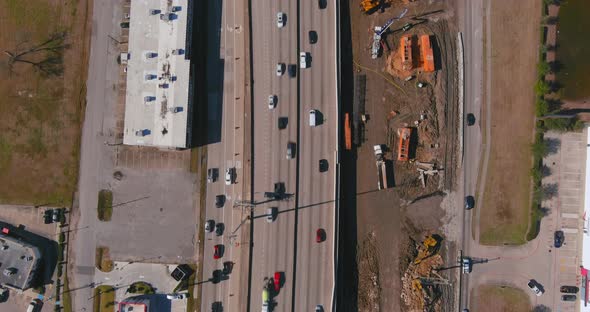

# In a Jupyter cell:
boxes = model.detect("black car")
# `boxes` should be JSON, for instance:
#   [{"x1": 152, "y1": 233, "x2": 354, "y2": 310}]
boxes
[
  {"x1": 43, "y1": 210, "x2": 53, "y2": 224},
  {"x1": 288, "y1": 64, "x2": 297, "y2": 78},
  {"x1": 319, "y1": 159, "x2": 329, "y2": 172},
  {"x1": 278, "y1": 117, "x2": 288, "y2": 129},
  {"x1": 222, "y1": 261, "x2": 233, "y2": 275},
  {"x1": 560, "y1": 285, "x2": 579, "y2": 293},
  {"x1": 215, "y1": 195, "x2": 225, "y2": 208},
  {"x1": 215, "y1": 223, "x2": 224, "y2": 236},
  {"x1": 309, "y1": 30, "x2": 318, "y2": 44},
  {"x1": 561, "y1": 294, "x2": 576, "y2": 302},
  {"x1": 318, "y1": 0, "x2": 327, "y2": 9},
  {"x1": 466, "y1": 113, "x2": 476, "y2": 126},
  {"x1": 465, "y1": 196, "x2": 475, "y2": 210},
  {"x1": 554, "y1": 230, "x2": 565, "y2": 248},
  {"x1": 120, "y1": 22, "x2": 130, "y2": 29}
]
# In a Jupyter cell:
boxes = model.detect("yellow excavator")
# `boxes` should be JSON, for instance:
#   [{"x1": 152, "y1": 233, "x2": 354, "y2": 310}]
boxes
[
  {"x1": 360, "y1": 0, "x2": 380, "y2": 14},
  {"x1": 413, "y1": 234, "x2": 442, "y2": 265}
]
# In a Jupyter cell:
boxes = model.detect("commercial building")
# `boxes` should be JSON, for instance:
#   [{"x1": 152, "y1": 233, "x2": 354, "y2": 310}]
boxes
[
  {"x1": 0, "y1": 230, "x2": 42, "y2": 291},
  {"x1": 122, "y1": 0, "x2": 195, "y2": 148}
]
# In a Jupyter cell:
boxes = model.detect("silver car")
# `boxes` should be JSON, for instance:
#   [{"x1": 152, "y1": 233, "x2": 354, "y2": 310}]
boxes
[
  {"x1": 268, "y1": 95, "x2": 277, "y2": 109},
  {"x1": 276, "y1": 12, "x2": 285, "y2": 28},
  {"x1": 205, "y1": 220, "x2": 215, "y2": 233},
  {"x1": 276, "y1": 63, "x2": 285, "y2": 76},
  {"x1": 267, "y1": 207, "x2": 277, "y2": 223}
]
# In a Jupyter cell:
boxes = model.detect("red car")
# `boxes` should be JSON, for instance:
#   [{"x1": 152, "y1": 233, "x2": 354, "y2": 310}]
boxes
[
  {"x1": 316, "y1": 228, "x2": 326, "y2": 243},
  {"x1": 213, "y1": 245, "x2": 224, "y2": 259},
  {"x1": 273, "y1": 272, "x2": 281, "y2": 292}
]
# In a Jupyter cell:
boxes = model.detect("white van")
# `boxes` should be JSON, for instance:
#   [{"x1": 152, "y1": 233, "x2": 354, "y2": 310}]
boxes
[{"x1": 309, "y1": 109, "x2": 319, "y2": 127}]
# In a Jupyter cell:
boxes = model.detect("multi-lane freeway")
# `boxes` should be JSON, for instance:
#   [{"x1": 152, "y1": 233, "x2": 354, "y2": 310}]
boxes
[{"x1": 201, "y1": 0, "x2": 337, "y2": 311}]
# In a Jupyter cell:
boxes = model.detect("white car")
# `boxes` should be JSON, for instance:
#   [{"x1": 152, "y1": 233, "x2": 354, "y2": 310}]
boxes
[
  {"x1": 277, "y1": 12, "x2": 285, "y2": 28},
  {"x1": 166, "y1": 293, "x2": 188, "y2": 300},
  {"x1": 461, "y1": 257, "x2": 472, "y2": 274},
  {"x1": 300, "y1": 52, "x2": 307, "y2": 69},
  {"x1": 225, "y1": 168, "x2": 235, "y2": 185},
  {"x1": 268, "y1": 95, "x2": 277, "y2": 109},
  {"x1": 267, "y1": 207, "x2": 277, "y2": 223},
  {"x1": 527, "y1": 280, "x2": 544, "y2": 296},
  {"x1": 276, "y1": 63, "x2": 285, "y2": 76}
]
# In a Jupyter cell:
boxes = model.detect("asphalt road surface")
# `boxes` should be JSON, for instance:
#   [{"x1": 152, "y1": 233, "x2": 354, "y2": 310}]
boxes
[
  {"x1": 200, "y1": 0, "x2": 249, "y2": 311},
  {"x1": 248, "y1": 0, "x2": 337, "y2": 311}
]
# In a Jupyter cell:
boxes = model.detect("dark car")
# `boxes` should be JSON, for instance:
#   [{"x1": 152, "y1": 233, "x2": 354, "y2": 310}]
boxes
[
  {"x1": 222, "y1": 261, "x2": 233, "y2": 275},
  {"x1": 554, "y1": 230, "x2": 565, "y2": 248},
  {"x1": 561, "y1": 294, "x2": 577, "y2": 302},
  {"x1": 560, "y1": 285, "x2": 579, "y2": 293},
  {"x1": 465, "y1": 196, "x2": 475, "y2": 210},
  {"x1": 211, "y1": 301, "x2": 223, "y2": 312},
  {"x1": 215, "y1": 223, "x2": 224, "y2": 236},
  {"x1": 278, "y1": 117, "x2": 288, "y2": 129},
  {"x1": 318, "y1": 0, "x2": 327, "y2": 9},
  {"x1": 466, "y1": 113, "x2": 476, "y2": 126},
  {"x1": 319, "y1": 159, "x2": 329, "y2": 172},
  {"x1": 0, "y1": 287, "x2": 8, "y2": 303},
  {"x1": 316, "y1": 228, "x2": 326, "y2": 243},
  {"x1": 288, "y1": 64, "x2": 297, "y2": 78},
  {"x1": 309, "y1": 30, "x2": 318, "y2": 44},
  {"x1": 211, "y1": 270, "x2": 222, "y2": 284},
  {"x1": 44, "y1": 210, "x2": 53, "y2": 224},
  {"x1": 120, "y1": 22, "x2": 130, "y2": 28},
  {"x1": 215, "y1": 195, "x2": 226, "y2": 208},
  {"x1": 213, "y1": 244, "x2": 224, "y2": 260}
]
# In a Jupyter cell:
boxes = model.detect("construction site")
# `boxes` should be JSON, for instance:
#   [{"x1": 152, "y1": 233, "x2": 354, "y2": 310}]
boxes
[{"x1": 337, "y1": 0, "x2": 461, "y2": 311}]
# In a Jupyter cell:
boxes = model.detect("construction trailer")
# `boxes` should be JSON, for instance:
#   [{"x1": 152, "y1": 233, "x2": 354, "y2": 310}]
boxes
[
  {"x1": 397, "y1": 127, "x2": 412, "y2": 162},
  {"x1": 400, "y1": 35, "x2": 414, "y2": 71},
  {"x1": 419, "y1": 35, "x2": 435, "y2": 72}
]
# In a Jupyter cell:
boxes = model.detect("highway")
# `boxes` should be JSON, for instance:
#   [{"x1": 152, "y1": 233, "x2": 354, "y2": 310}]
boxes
[
  {"x1": 200, "y1": 0, "x2": 249, "y2": 311},
  {"x1": 248, "y1": 0, "x2": 337, "y2": 311}
]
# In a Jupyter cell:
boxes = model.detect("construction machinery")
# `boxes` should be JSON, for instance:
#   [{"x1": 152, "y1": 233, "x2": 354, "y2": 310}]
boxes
[
  {"x1": 413, "y1": 235, "x2": 441, "y2": 265},
  {"x1": 360, "y1": 0, "x2": 381, "y2": 14},
  {"x1": 370, "y1": 8, "x2": 409, "y2": 59}
]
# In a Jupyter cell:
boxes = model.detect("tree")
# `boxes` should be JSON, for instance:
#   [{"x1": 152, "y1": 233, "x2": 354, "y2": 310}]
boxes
[
  {"x1": 537, "y1": 61, "x2": 550, "y2": 77},
  {"x1": 531, "y1": 139, "x2": 549, "y2": 159},
  {"x1": 3, "y1": 31, "x2": 68, "y2": 77},
  {"x1": 535, "y1": 98, "x2": 549, "y2": 117},
  {"x1": 534, "y1": 79, "x2": 551, "y2": 96}
]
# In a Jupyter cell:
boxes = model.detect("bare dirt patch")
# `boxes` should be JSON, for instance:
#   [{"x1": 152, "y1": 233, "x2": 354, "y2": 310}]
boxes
[
  {"x1": 473, "y1": 285, "x2": 531, "y2": 312},
  {"x1": 479, "y1": 0, "x2": 542, "y2": 245},
  {"x1": 0, "y1": 0, "x2": 91, "y2": 205}
]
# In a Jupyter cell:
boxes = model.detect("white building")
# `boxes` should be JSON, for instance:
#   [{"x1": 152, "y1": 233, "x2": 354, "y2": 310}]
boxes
[{"x1": 123, "y1": 0, "x2": 193, "y2": 148}]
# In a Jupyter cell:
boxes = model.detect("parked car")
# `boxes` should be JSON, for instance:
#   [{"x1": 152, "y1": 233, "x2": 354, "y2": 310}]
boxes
[
  {"x1": 276, "y1": 12, "x2": 285, "y2": 28},
  {"x1": 465, "y1": 196, "x2": 475, "y2": 210},
  {"x1": 268, "y1": 95, "x2": 277, "y2": 109},
  {"x1": 52, "y1": 208, "x2": 62, "y2": 223},
  {"x1": 215, "y1": 223, "x2": 224, "y2": 236},
  {"x1": 309, "y1": 30, "x2": 318, "y2": 44},
  {"x1": 215, "y1": 195, "x2": 226, "y2": 208},
  {"x1": 315, "y1": 305, "x2": 324, "y2": 312},
  {"x1": 561, "y1": 294, "x2": 577, "y2": 302},
  {"x1": 267, "y1": 207, "x2": 277, "y2": 223},
  {"x1": 205, "y1": 220, "x2": 215, "y2": 233},
  {"x1": 276, "y1": 63, "x2": 285, "y2": 76},
  {"x1": 213, "y1": 245, "x2": 224, "y2": 259},
  {"x1": 0, "y1": 287, "x2": 8, "y2": 303},
  {"x1": 560, "y1": 285, "x2": 579, "y2": 293},
  {"x1": 318, "y1": 0, "x2": 327, "y2": 9},
  {"x1": 44, "y1": 210, "x2": 53, "y2": 224},
  {"x1": 120, "y1": 22, "x2": 130, "y2": 28},
  {"x1": 27, "y1": 299, "x2": 43, "y2": 312},
  {"x1": 467, "y1": 113, "x2": 476, "y2": 126},
  {"x1": 461, "y1": 257, "x2": 472, "y2": 274},
  {"x1": 222, "y1": 261, "x2": 233, "y2": 275},
  {"x1": 316, "y1": 228, "x2": 326, "y2": 243},
  {"x1": 554, "y1": 230, "x2": 565, "y2": 248},
  {"x1": 527, "y1": 279, "x2": 544, "y2": 296},
  {"x1": 166, "y1": 293, "x2": 188, "y2": 300}
]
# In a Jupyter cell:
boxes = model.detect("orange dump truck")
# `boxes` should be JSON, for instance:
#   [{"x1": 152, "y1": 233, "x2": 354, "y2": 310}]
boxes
[
  {"x1": 397, "y1": 127, "x2": 412, "y2": 161},
  {"x1": 420, "y1": 35, "x2": 435, "y2": 72}
]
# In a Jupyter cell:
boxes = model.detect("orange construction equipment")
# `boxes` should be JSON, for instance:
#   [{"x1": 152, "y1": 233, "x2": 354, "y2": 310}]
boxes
[
  {"x1": 419, "y1": 35, "x2": 435, "y2": 72},
  {"x1": 397, "y1": 127, "x2": 412, "y2": 161},
  {"x1": 344, "y1": 113, "x2": 352, "y2": 150},
  {"x1": 360, "y1": 0, "x2": 380, "y2": 13},
  {"x1": 400, "y1": 35, "x2": 413, "y2": 71}
]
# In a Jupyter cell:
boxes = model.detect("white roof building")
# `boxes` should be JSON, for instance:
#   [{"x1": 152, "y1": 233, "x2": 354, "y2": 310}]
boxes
[{"x1": 123, "y1": 0, "x2": 192, "y2": 148}]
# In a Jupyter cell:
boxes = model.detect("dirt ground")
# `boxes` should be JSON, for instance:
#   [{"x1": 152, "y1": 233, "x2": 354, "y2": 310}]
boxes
[
  {"x1": 348, "y1": 0, "x2": 458, "y2": 311},
  {"x1": 0, "y1": 0, "x2": 91, "y2": 205},
  {"x1": 479, "y1": 0, "x2": 542, "y2": 245},
  {"x1": 473, "y1": 285, "x2": 531, "y2": 312}
]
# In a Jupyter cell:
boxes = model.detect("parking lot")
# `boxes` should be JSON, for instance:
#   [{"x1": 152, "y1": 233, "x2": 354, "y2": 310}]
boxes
[
  {"x1": 95, "y1": 168, "x2": 198, "y2": 264},
  {"x1": 543, "y1": 130, "x2": 587, "y2": 311}
]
